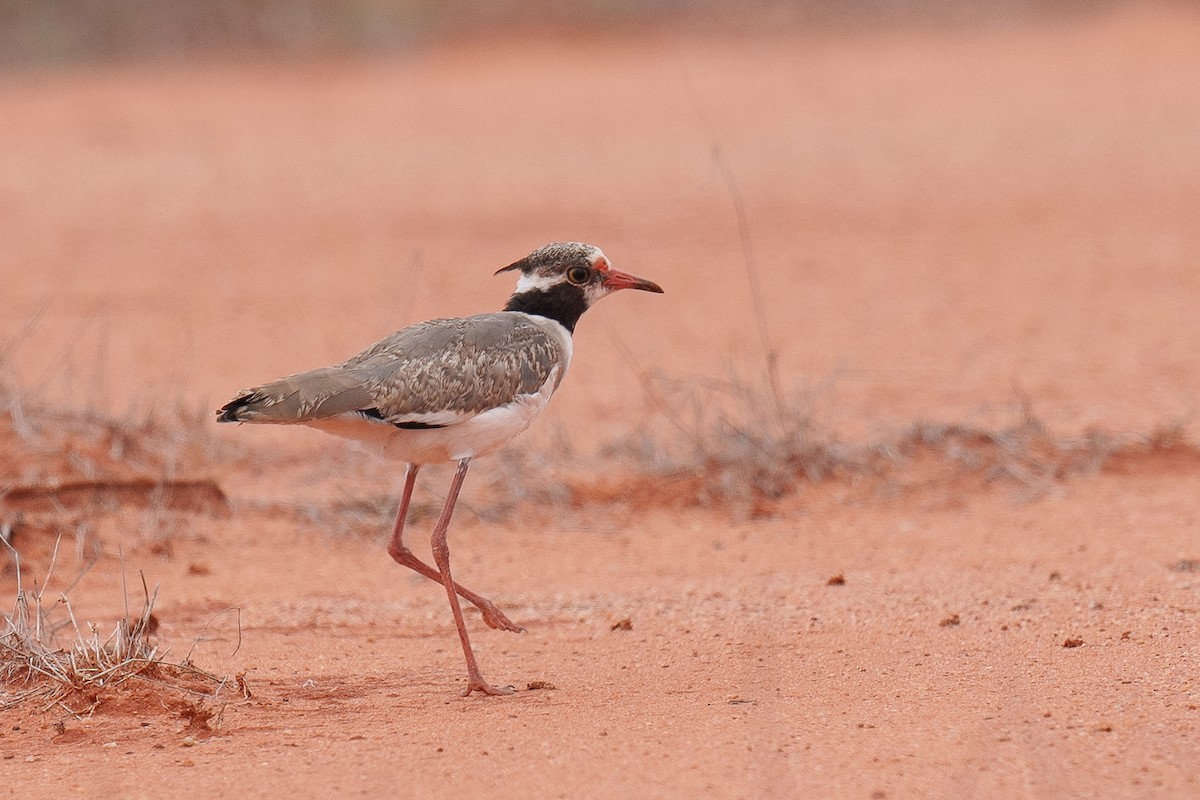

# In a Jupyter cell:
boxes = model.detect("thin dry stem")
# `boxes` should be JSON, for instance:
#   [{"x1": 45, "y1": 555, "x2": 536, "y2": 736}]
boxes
[{"x1": 1, "y1": 539, "x2": 229, "y2": 712}]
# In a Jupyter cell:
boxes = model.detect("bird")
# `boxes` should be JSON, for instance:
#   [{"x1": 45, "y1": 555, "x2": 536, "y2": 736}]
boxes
[{"x1": 216, "y1": 242, "x2": 663, "y2": 696}]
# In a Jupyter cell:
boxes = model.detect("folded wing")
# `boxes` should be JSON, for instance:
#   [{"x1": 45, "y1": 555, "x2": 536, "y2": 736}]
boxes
[{"x1": 216, "y1": 313, "x2": 566, "y2": 428}]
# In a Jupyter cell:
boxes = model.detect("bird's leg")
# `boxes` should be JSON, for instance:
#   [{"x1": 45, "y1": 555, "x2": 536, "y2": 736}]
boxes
[
  {"x1": 430, "y1": 458, "x2": 514, "y2": 697},
  {"x1": 387, "y1": 464, "x2": 524, "y2": 633}
]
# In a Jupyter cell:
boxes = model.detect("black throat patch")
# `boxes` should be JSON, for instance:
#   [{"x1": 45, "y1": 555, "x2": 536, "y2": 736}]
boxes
[{"x1": 503, "y1": 284, "x2": 587, "y2": 333}]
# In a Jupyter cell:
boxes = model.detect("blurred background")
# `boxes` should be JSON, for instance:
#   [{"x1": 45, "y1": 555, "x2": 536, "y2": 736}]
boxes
[
  {"x1": 1, "y1": 0, "x2": 1196, "y2": 447},
  {"x1": 0, "y1": 2, "x2": 1121, "y2": 66}
]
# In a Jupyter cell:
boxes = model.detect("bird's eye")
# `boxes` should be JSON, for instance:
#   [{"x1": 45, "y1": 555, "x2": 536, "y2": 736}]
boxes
[{"x1": 566, "y1": 266, "x2": 590, "y2": 285}]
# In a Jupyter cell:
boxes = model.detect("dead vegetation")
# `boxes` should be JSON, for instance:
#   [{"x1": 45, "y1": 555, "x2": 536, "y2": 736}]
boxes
[
  {"x1": 0, "y1": 316, "x2": 1193, "y2": 726},
  {"x1": 1, "y1": 537, "x2": 233, "y2": 715},
  {"x1": 0, "y1": 352, "x2": 229, "y2": 567},
  {"x1": 567, "y1": 372, "x2": 1200, "y2": 515},
  {"x1": 111, "y1": 370, "x2": 1198, "y2": 533},
  {"x1": 0, "y1": 314, "x2": 225, "y2": 500},
  {"x1": 0, "y1": 378, "x2": 225, "y2": 507},
  {"x1": 4, "y1": 331, "x2": 1196, "y2": 538},
  {"x1": 1, "y1": 339, "x2": 235, "y2": 715}
]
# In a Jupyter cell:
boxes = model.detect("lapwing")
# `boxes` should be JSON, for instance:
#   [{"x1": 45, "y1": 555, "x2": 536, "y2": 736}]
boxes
[{"x1": 216, "y1": 242, "x2": 664, "y2": 696}]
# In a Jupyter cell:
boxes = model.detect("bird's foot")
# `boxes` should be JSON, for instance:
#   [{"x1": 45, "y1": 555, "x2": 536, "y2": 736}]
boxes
[
  {"x1": 477, "y1": 600, "x2": 526, "y2": 633},
  {"x1": 462, "y1": 680, "x2": 516, "y2": 697}
]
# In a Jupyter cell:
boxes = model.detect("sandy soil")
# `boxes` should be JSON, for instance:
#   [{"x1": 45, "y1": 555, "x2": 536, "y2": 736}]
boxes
[{"x1": 2, "y1": 4, "x2": 1199, "y2": 798}]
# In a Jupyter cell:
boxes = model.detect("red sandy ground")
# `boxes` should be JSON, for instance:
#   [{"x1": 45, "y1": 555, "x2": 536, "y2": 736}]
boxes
[{"x1": 2, "y1": 4, "x2": 1199, "y2": 797}]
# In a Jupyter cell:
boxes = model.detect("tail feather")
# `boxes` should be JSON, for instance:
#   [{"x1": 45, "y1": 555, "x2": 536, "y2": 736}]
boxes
[
  {"x1": 215, "y1": 391, "x2": 269, "y2": 423},
  {"x1": 215, "y1": 367, "x2": 375, "y2": 425}
]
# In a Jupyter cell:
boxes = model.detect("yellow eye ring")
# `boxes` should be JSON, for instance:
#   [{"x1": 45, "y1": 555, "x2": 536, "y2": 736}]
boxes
[{"x1": 566, "y1": 266, "x2": 590, "y2": 285}]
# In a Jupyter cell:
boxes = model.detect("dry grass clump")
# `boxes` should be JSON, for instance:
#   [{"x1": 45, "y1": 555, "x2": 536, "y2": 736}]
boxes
[
  {"x1": 298, "y1": 366, "x2": 1196, "y2": 525},
  {"x1": 854, "y1": 413, "x2": 1196, "y2": 510},
  {"x1": 882, "y1": 412, "x2": 1195, "y2": 490},
  {"x1": 1, "y1": 538, "x2": 232, "y2": 714},
  {"x1": 0, "y1": 374, "x2": 223, "y2": 495},
  {"x1": 577, "y1": 375, "x2": 1200, "y2": 514},
  {"x1": 0, "y1": 364, "x2": 229, "y2": 562},
  {"x1": 0, "y1": 318, "x2": 225, "y2": 502},
  {"x1": 0, "y1": 333, "x2": 236, "y2": 715},
  {"x1": 584, "y1": 370, "x2": 827, "y2": 492},
  {"x1": 7, "y1": 314, "x2": 1194, "y2": 534}
]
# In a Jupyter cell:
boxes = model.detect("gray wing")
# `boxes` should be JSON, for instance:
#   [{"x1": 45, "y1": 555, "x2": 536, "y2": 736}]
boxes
[{"x1": 216, "y1": 313, "x2": 565, "y2": 426}]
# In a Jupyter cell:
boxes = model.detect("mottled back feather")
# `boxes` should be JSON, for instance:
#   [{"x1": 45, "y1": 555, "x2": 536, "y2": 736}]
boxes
[{"x1": 217, "y1": 313, "x2": 567, "y2": 426}]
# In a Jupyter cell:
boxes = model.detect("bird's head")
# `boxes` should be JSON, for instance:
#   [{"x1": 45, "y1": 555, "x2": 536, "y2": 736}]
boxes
[{"x1": 496, "y1": 242, "x2": 663, "y2": 322}]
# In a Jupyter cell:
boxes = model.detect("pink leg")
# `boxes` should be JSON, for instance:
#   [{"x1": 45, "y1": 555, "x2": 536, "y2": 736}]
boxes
[
  {"x1": 387, "y1": 464, "x2": 524, "y2": 633},
  {"x1": 430, "y1": 459, "x2": 513, "y2": 697}
]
